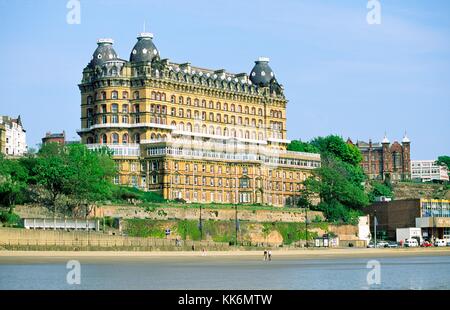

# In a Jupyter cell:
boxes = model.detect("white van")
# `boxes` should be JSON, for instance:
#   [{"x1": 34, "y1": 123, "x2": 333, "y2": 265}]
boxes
[
  {"x1": 404, "y1": 239, "x2": 419, "y2": 247},
  {"x1": 434, "y1": 239, "x2": 446, "y2": 247}
]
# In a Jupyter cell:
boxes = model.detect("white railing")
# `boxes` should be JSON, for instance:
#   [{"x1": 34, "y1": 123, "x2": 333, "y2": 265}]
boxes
[{"x1": 86, "y1": 144, "x2": 140, "y2": 156}]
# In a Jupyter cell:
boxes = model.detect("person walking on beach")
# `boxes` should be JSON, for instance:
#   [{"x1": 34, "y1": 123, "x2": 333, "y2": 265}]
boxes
[
  {"x1": 263, "y1": 249, "x2": 267, "y2": 261},
  {"x1": 268, "y1": 250, "x2": 272, "y2": 261}
]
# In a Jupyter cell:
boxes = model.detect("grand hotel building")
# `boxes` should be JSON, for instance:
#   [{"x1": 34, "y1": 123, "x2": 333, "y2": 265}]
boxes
[{"x1": 78, "y1": 33, "x2": 321, "y2": 206}]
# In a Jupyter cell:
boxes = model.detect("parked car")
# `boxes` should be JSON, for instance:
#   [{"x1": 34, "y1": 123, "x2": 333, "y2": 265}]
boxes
[
  {"x1": 421, "y1": 241, "x2": 433, "y2": 247},
  {"x1": 447, "y1": 241, "x2": 450, "y2": 247},
  {"x1": 376, "y1": 241, "x2": 389, "y2": 248},
  {"x1": 404, "y1": 239, "x2": 419, "y2": 247},
  {"x1": 367, "y1": 241, "x2": 375, "y2": 248},
  {"x1": 434, "y1": 239, "x2": 447, "y2": 247},
  {"x1": 387, "y1": 241, "x2": 398, "y2": 248}
]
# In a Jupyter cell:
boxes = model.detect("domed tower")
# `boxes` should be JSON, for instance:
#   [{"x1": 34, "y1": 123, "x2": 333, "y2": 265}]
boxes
[
  {"x1": 130, "y1": 32, "x2": 160, "y2": 64},
  {"x1": 88, "y1": 38, "x2": 118, "y2": 68},
  {"x1": 249, "y1": 57, "x2": 275, "y2": 87}
]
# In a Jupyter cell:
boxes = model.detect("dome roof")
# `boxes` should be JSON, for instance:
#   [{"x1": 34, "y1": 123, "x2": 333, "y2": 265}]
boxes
[
  {"x1": 249, "y1": 57, "x2": 275, "y2": 87},
  {"x1": 89, "y1": 39, "x2": 118, "y2": 68},
  {"x1": 130, "y1": 32, "x2": 159, "y2": 63}
]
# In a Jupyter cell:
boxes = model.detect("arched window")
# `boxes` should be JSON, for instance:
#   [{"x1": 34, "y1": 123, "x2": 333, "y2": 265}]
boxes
[
  {"x1": 238, "y1": 130, "x2": 243, "y2": 138},
  {"x1": 179, "y1": 122, "x2": 185, "y2": 131},
  {"x1": 111, "y1": 91, "x2": 118, "y2": 99},
  {"x1": 187, "y1": 123, "x2": 192, "y2": 132},
  {"x1": 112, "y1": 133, "x2": 119, "y2": 144},
  {"x1": 216, "y1": 127, "x2": 222, "y2": 136},
  {"x1": 179, "y1": 108, "x2": 184, "y2": 118},
  {"x1": 251, "y1": 131, "x2": 256, "y2": 139},
  {"x1": 224, "y1": 128, "x2": 229, "y2": 136},
  {"x1": 230, "y1": 104, "x2": 235, "y2": 112},
  {"x1": 133, "y1": 91, "x2": 139, "y2": 99},
  {"x1": 258, "y1": 108, "x2": 263, "y2": 116},
  {"x1": 223, "y1": 103, "x2": 228, "y2": 111},
  {"x1": 244, "y1": 106, "x2": 249, "y2": 114},
  {"x1": 161, "y1": 93, "x2": 166, "y2": 101},
  {"x1": 87, "y1": 96, "x2": 93, "y2": 105},
  {"x1": 251, "y1": 107, "x2": 256, "y2": 115},
  {"x1": 245, "y1": 131, "x2": 250, "y2": 139},
  {"x1": 216, "y1": 114, "x2": 221, "y2": 122},
  {"x1": 87, "y1": 137, "x2": 94, "y2": 144},
  {"x1": 111, "y1": 104, "x2": 118, "y2": 113},
  {"x1": 209, "y1": 126, "x2": 214, "y2": 135},
  {"x1": 194, "y1": 98, "x2": 199, "y2": 106},
  {"x1": 179, "y1": 96, "x2": 184, "y2": 104},
  {"x1": 151, "y1": 133, "x2": 156, "y2": 139},
  {"x1": 209, "y1": 101, "x2": 214, "y2": 109},
  {"x1": 237, "y1": 105, "x2": 242, "y2": 113},
  {"x1": 209, "y1": 113, "x2": 214, "y2": 121},
  {"x1": 186, "y1": 97, "x2": 191, "y2": 105},
  {"x1": 171, "y1": 95, "x2": 176, "y2": 103},
  {"x1": 231, "y1": 129, "x2": 236, "y2": 137},
  {"x1": 216, "y1": 102, "x2": 221, "y2": 110},
  {"x1": 101, "y1": 134, "x2": 107, "y2": 144},
  {"x1": 258, "y1": 132, "x2": 263, "y2": 140},
  {"x1": 134, "y1": 133, "x2": 140, "y2": 143},
  {"x1": 202, "y1": 125, "x2": 207, "y2": 133},
  {"x1": 171, "y1": 121, "x2": 177, "y2": 127},
  {"x1": 194, "y1": 124, "x2": 200, "y2": 132},
  {"x1": 151, "y1": 91, "x2": 156, "y2": 100},
  {"x1": 122, "y1": 134, "x2": 129, "y2": 144},
  {"x1": 101, "y1": 92, "x2": 107, "y2": 100},
  {"x1": 201, "y1": 100, "x2": 206, "y2": 107}
]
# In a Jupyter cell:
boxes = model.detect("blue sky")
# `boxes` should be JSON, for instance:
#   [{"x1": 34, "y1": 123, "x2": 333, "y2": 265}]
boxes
[{"x1": 0, "y1": 0, "x2": 449, "y2": 159}]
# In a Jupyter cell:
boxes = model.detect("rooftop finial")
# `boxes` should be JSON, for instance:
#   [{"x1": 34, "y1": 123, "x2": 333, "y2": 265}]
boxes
[
  {"x1": 382, "y1": 132, "x2": 390, "y2": 144},
  {"x1": 402, "y1": 131, "x2": 410, "y2": 143}
]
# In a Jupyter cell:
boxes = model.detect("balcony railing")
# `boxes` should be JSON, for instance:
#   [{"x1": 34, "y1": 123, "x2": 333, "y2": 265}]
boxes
[{"x1": 86, "y1": 144, "x2": 140, "y2": 157}]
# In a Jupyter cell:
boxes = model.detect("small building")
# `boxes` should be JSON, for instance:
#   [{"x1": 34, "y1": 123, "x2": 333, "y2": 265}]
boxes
[
  {"x1": 42, "y1": 131, "x2": 66, "y2": 145},
  {"x1": 411, "y1": 160, "x2": 449, "y2": 183},
  {"x1": 365, "y1": 199, "x2": 450, "y2": 241},
  {"x1": 0, "y1": 115, "x2": 27, "y2": 156},
  {"x1": 347, "y1": 134, "x2": 411, "y2": 182}
]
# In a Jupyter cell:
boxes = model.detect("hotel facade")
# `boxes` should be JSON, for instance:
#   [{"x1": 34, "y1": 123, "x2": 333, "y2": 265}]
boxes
[{"x1": 77, "y1": 33, "x2": 320, "y2": 206}]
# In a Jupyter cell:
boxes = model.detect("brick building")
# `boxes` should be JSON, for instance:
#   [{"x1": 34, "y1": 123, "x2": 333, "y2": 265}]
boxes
[
  {"x1": 348, "y1": 134, "x2": 411, "y2": 182},
  {"x1": 42, "y1": 131, "x2": 66, "y2": 145}
]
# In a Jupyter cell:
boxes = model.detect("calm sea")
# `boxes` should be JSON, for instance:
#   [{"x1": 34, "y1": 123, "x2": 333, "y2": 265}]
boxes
[{"x1": 0, "y1": 255, "x2": 449, "y2": 290}]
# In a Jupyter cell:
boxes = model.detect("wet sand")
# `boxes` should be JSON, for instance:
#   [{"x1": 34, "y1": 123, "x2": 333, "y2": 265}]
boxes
[{"x1": 1, "y1": 247, "x2": 449, "y2": 264}]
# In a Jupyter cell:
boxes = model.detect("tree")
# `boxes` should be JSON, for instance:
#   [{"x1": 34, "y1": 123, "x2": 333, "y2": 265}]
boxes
[
  {"x1": 436, "y1": 156, "x2": 450, "y2": 176},
  {"x1": 0, "y1": 155, "x2": 29, "y2": 208},
  {"x1": 299, "y1": 135, "x2": 368, "y2": 223},
  {"x1": 64, "y1": 144, "x2": 116, "y2": 216},
  {"x1": 33, "y1": 143, "x2": 116, "y2": 216},
  {"x1": 287, "y1": 140, "x2": 319, "y2": 153}
]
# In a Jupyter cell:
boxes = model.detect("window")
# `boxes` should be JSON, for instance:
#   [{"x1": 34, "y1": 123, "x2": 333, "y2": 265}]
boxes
[
  {"x1": 101, "y1": 134, "x2": 107, "y2": 144},
  {"x1": 111, "y1": 114, "x2": 118, "y2": 123},
  {"x1": 171, "y1": 95, "x2": 176, "y2": 103},
  {"x1": 111, "y1": 91, "x2": 118, "y2": 99},
  {"x1": 113, "y1": 175, "x2": 119, "y2": 184},
  {"x1": 133, "y1": 91, "x2": 139, "y2": 99},
  {"x1": 122, "y1": 105, "x2": 128, "y2": 113},
  {"x1": 122, "y1": 115, "x2": 129, "y2": 123},
  {"x1": 87, "y1": 96, "x2": 93, "y2": 104},
  {"x1": 111, "y1": 104, "x2": 118, "y2": 113},
  {"x1": 122, "y1": 91, "x2": 128, "y2": 99},
  {"x1": 122, "y1": 134, "x2": 129, "y2": 144},
  {"x1": 111, "y1": 133, "x2": 119, "y2": 144},
  {"x1": 134, "y1": 133, "x2": 140, "y2": 143}
]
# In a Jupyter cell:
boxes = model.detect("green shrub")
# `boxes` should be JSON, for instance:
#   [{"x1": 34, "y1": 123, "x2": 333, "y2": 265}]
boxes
[{"x1": 0, "y1": 210, "x2": 22, "y2": 227}]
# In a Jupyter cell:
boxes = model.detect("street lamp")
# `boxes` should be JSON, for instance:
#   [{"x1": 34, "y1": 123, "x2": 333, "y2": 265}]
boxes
[
  {"x1": 305, "y1": 206, "x2": 309, "y2": 248},
  {"x1": 198, "y1": 204, "x2": 203, "y2": 240},
  {"x1": 373, "y1": 210, "x2": 377, "y2": 248}
]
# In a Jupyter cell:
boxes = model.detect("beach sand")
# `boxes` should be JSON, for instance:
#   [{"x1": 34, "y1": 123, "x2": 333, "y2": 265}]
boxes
[{"x1": 1, "y1": 247, "x2": 449, "y2": 264}]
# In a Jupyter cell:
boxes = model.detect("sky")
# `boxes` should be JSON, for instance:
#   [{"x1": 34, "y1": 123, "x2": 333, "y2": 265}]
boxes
[{"x1": 0, "y1": 0, "x2": 449, "y2": 159}]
